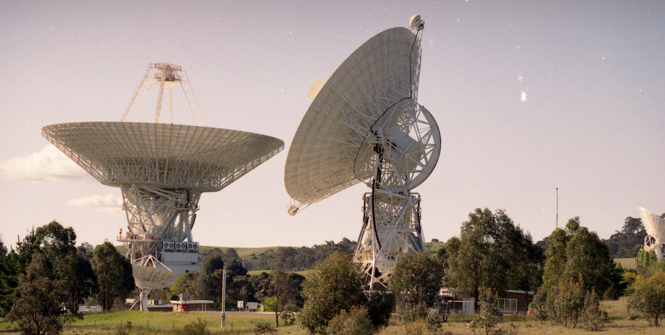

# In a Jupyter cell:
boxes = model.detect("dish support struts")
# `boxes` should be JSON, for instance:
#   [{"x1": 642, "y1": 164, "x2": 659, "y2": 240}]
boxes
[
  {"x1": 117, "y1": 184, "x2": 201, "y2": 311},
  {"x1": 353, "y1": 103, "x2": 437, "y2": 290}
]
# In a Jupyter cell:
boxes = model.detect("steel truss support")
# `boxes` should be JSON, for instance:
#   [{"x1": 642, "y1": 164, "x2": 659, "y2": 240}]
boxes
[
  {"x1": 118, "y1": 183, "x2": 200, "y2": 264},
  {"x1": 353, "y1": 130, "x2": 427, "y2": 291}
]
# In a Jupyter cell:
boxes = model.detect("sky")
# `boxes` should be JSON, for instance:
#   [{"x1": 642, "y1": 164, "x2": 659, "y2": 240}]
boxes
[{"x1": 1, "y1": 0, "x2": 664, "y2": 249}]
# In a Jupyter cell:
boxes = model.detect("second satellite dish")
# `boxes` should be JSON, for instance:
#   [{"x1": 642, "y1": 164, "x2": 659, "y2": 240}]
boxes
[{"x1": 285, "y1": 16, "x2": 440, "y2": 289}]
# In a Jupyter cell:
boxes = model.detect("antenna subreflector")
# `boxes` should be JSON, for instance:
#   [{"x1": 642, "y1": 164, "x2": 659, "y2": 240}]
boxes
[{"x1": 284, "y1": 16, "x2": 440, "y2": 290}]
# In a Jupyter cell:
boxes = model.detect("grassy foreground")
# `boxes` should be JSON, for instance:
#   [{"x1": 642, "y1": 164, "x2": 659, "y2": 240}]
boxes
[{"x1": 0, "y1": 299, "x2": 662, "y2": 334}]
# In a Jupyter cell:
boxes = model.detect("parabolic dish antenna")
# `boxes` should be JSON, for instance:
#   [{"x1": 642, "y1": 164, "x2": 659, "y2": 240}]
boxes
[
  {"x1": 43, "y1": 63, "x2": 284, "y2": 311},
  {"x1": 638, "y1": 207, "x2": 665, "y2": 260},
  {"x1": 284, "y1": 16, "x2": 440, "y2": 289}
]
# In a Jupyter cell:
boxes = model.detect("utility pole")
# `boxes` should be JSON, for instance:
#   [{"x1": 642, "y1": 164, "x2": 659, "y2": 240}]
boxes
[{"x1": 221, "y1": 264, "x2": 227, "y2": 328}]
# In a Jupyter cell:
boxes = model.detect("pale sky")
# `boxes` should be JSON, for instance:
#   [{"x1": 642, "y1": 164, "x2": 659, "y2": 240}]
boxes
[{"x1": 1, "y1": 1, "x2": 663, "y2": 249}]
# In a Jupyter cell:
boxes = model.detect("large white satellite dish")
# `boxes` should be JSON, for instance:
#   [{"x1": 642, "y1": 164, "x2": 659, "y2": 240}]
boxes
[
  {"x1": 43, "y1": 63, "x2": 284, "y2": 311},
  {"x1": 638, "y1": 207, "x2": 665, "y2": 260},
  {"x1": 285, "y1": 16, "x2": 440, "y2": 289}
]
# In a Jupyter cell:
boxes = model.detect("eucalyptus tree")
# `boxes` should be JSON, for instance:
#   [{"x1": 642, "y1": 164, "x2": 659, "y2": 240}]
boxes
[
  {"x1": 91, "y1": 242, "x2": 134, "y2": 311},
  {"x1": 445, "y1": 208, "x2": 530, "y2": 310}
]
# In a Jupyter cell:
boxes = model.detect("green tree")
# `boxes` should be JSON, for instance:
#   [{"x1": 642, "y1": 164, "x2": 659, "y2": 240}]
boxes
[
  {"x1": 1, "y1": 221, "x2": 96, "y2": 316},
  {"x1": 541, "y1": 227, "x2": 569, "y2": 291},
  {"x1": 224, "y1": 258, "x2": 252, "y2": 310},
  {"x1": 604, "y1": 216, "x2": 646, "y2": 258},
  {"x1": 389, "y1": 252, "x2": 443, "y2": 321},
  {"x1": 563, "y1": 226, "x2": 615, "y2": 297},
  {"x1": 256, "y1": 269, "x2": 300, "y2": 327},
  {"x1": 201, "y1": 252, "x2": 225, "y2": 302},
  {"x1": 0, "y1": 237, "x2": 18, "y2": 316},
  {"x1": 541, "y1": 218, "x2": 620, "y2": 298},
  {"x1": 635, "y1": 249, "x2": 665, "y2": 277},
  {"x1": 507, "y1": 232, "x2": 544, "y2": 310},
  {"x1": 445, "y1": 208, "x2": 527, "y2": 310},
  {"x1": 628, "y1": 270, "x2": 665, "y2": 326},
  {"x1": 59, "y1": 249, "x2": 96, "y2": 309},
  {"x1": 91, "y1": 242, "x2": 134, "y2": 311},
  {"x1": 298, "y1": 252, "x2": 366, "y2": 334},
  {"x1": 7, "y1": 251, "x2": 81, "y2": 335},
  {"x1": 169, "y1": 271, "x2": 200, "y2": 300}
]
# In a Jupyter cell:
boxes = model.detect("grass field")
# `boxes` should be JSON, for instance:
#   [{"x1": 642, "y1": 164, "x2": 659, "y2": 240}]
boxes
[
  {"x1": 614, "y1": 258, "x2": 636, "y2": 270},
  {"x1": 1, "y1": 298, "x2": 662, "y2": 334}
]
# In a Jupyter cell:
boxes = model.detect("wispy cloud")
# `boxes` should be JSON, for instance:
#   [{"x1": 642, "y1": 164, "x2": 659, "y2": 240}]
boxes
[
  {"x1": 0, "y1": 145, "x2": 90, "y2": 182},
  {"x1": 68, "y1": 193, "x2": 123, "y2": 213}
]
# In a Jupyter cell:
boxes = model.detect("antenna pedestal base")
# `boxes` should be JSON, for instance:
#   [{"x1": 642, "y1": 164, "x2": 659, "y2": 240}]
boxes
[{"x1": 354, "y1": 191, "x2": 426, "y2": 291}]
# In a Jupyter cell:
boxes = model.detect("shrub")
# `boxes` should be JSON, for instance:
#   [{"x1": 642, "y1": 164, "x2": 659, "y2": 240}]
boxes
[
  {"x1": 404, "y1": 319, "x2": 427, "y2": 335},
  {"x1": 280, "y1": 302, "x2": 297, "y2": 326},
  {"x1": 628, "y1": 270, "x2": 665, "y2": 326},
  {"x1": 529, "y1": 289, "x2": 548, "y2": 322},
  {"x1": 326, "y1": 306, "x2": 376, "y2": 335},
  {"x1": 467, "y1": 289, "x2": 503, "y2": 335},
  {"x1": 253, "y1": 320, "x2": 277, "y2": 335},
  {"x1": 175, "y1": 318, "x2": 210, "y2": 335},
  {"x1": 116, "y1": 320, "x2": 132, "y2": 335},
  {"x1": 546, "y1": 276, "x2": 586, "y2": 328},
  {"x1": 403, "y1": 305, "x2": 430, "y2": 324},
  {"x1": 581, "y1": 290, "x2": 608, "y2": 331}
]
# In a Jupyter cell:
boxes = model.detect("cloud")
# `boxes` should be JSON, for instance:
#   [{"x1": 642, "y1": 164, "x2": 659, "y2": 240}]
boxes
[
  {"x1": 0, "y1": 145, "x2": 90, "y2": 182},
  {"x1": 68, "y1": 193, "x2": 123, "y2": 213}
]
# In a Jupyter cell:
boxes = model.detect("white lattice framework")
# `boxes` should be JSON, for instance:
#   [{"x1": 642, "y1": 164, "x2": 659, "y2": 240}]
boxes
[
  {"x1": 284, "y1": 17, "x2": 440, "y2": 290},
  {"x1": 42, "y1": 64, "x2": 284, "y2": 310},
  {"x1": 638, "y1": 207, "x2": 665, "y2": 260}
]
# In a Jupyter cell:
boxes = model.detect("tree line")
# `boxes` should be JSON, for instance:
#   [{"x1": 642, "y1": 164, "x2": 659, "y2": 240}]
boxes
[
  {"x1": 3, "y1": 208, "x2": 664, "y2": 334},
  {"x1": 0, "y1": 221, "x2": 135, "y2": 333},
  {"x1": 199, "y1": 238, "x2": 357, "y2": 272}
]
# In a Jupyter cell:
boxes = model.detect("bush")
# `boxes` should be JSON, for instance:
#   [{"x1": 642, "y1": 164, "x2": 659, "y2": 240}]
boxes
[
  {"x1": 467, "y1": 289, "x2": 503, "y2": 335},
  {"x1": 403, "y1": 305, "x2": 430, "y2": 324},
  {"x1": 280, "y1": 302, "x2": 297, "y2": 326},
  {"x1": 175, "y1": 318, "x2": 210, "y2": 335},
  {"x1": 253, "y1": 320, "x2": 277, "y2": 335},
  {"x1": 628, "y1": 270, "x2": 665, "y2": 326},
  {"x1": 298, "y1": 253, "x2": 365, "y2": 334},
  {"x1": 116, "y1": 320, "x2": 132, "y2": 335},
  {"x1": 581, "y1": 290, "x2": 608, "y2": 331},
  {"x1": 404, "y1": 319, "x2": 427, "y2": 335},
  {"x1": 545, "y1": 276, "x2": 586, "y2": 328},
  {"x1": 326, "y1": 306, "x2": 376, "y2": 335},
  {"x1": 529, "y1": 289, "x2": 548, "y2": 322}
]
